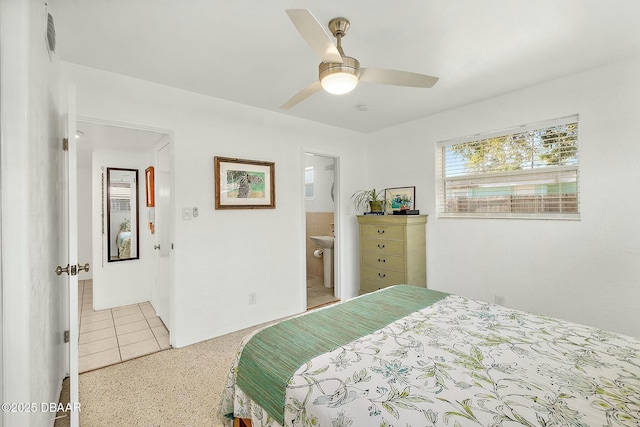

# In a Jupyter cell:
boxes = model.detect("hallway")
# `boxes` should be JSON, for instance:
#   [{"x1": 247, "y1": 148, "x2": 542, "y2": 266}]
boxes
[{"x1": 78, "y1": 280, "x2": 170, "y2": 372}]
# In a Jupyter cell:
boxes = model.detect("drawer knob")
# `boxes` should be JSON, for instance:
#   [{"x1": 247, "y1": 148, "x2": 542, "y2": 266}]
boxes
[
  {"x1": 377, "y1": 244, "x2": 385, "y2": 249},
  {"x1": 378, "y1": 258, "x2": 386, "y2": 263},
  {"x1": 377, "y1": 229, "x2": 385, "y2": 234},
  {"x1": 378, "y1": 273, "x2": 386, "y2": 278}
]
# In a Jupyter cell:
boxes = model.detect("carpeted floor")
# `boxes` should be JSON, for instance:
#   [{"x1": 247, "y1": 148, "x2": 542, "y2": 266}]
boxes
[{"x1": 55, "y1": 322, "x2": 268, "y2": 427}]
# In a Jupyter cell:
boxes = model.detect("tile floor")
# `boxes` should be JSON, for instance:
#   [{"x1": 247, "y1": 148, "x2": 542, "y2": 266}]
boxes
[
  {"x1": 78, "y1": 280, "x2": 170, "y2": 373},
  {"x1": 307, "y1": 275, "x2": 339, "y2": 309}
]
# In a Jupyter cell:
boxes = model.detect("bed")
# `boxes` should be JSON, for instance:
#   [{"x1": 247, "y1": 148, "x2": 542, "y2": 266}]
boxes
[
  {"x1": 220, "y1": 285, "x2": 640, "y2": 427},
  {"x1": 115, "y1": 219, "x2": 131, "y2": 258}
]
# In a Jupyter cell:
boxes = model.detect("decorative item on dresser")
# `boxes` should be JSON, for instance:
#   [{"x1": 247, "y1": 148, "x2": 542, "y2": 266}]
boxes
[
  {"x1": 384, "y1": 186, "x2": 415, "y2": 212},
  {"x1": 356, "y1": 215, "x2": 427, "y2": 293},
  {"x1": 351, "y1": 188, "x2": 389, "y2": 214}
]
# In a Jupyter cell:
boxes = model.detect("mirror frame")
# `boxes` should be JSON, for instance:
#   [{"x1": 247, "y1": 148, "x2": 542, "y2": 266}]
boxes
[{"x1": 106, "y1": 167, "x2": 140, "y2": 262}]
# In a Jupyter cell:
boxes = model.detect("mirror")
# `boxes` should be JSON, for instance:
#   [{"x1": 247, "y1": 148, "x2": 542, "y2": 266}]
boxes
[{"x1": 107, "y1": 168, "x2": 139, "y2": 262}]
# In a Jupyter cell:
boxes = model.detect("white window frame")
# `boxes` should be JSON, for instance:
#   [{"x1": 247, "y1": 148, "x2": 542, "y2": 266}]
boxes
[{"x1": 436, "y1": 115, "x2": 579, "y2": 220}]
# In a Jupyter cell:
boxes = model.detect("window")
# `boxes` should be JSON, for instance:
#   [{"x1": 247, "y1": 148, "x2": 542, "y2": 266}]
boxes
[
  {"x1": 109, "y1": 182, "x2": 132, "y2": 212},
  {"x1": 436, "y1": 115, "x2": 579, "y2": 220},
  {"x1": 305, "y1": 167, "x2": 314, "y2": 198}
]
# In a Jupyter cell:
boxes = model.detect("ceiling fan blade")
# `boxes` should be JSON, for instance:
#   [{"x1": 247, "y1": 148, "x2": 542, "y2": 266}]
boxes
[
  {"x1": 360, "y1": 68, "x2": 439, "y2": 88},
  {"x1": 280, "y1": 81, "x2": 323, "y2": 110},
  {"x1": 286, "y1": 9, "x2": 343, "y2": 63}
]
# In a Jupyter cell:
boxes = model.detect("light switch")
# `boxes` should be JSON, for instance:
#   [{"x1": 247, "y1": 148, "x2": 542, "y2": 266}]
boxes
[{"x1": 182, "y1": 208, "x2": 192, "y2": 220}]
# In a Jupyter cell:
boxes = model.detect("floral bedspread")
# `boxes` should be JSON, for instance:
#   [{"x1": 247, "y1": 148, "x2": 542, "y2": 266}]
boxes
[{"x1": 220, "y1": 295, "x2": 640, "y2": 426}]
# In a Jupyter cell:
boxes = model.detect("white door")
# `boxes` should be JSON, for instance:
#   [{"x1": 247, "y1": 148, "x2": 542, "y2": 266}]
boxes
[
  {"x1": 155, "y1": 142, "x2": 171, "y2": 329},
  {"x1": 61, "y1": 85, "x2": 81, "y2": 427}
]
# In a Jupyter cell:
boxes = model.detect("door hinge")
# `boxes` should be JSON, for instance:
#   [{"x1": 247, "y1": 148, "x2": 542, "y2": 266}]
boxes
[{"x1": 64, "y1": 330, "x2": 70, "y2": 343}]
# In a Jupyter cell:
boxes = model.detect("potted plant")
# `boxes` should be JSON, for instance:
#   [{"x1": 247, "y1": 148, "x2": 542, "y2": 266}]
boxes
[{"x1": 351, "y1": 189, "x2": 389, "y2": 213}]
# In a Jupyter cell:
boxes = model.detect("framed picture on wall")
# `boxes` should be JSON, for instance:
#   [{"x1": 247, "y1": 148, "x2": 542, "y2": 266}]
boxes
[
  {"x1": 214, "y1": 156, "x2": 276, "y2": 209},
  {"x1": 145, "y1": 166, "x2": 155, "y2": 207},
  {"x1": 385, "y1": 186, "x2": 415, "y2": 212}
]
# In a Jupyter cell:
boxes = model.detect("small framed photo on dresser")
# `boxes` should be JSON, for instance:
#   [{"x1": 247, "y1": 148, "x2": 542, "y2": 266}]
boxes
[{"x1": 385, "y1": 186, "x2": 415, "y2": 212}]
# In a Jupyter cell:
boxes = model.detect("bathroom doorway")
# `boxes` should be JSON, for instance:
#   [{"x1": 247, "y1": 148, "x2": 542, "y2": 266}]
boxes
[{"x1": 304, "y1": 153, "x2": 340, "y2": 309}]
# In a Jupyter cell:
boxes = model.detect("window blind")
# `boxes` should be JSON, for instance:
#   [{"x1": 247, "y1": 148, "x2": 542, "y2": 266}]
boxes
[
  {"x1": 109, "y1": 182, "x2": 132, "y2": 212},
  {"x1": 436, "y1": 115, "x2": 579, "y2": 220}
]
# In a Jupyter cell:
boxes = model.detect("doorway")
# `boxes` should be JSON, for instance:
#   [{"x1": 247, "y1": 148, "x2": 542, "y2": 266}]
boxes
[
  {"x1": 304, "y1": 152, "x2": 340, "y2": 309},
  {"x1": 76, "y1": 119, "x2": 172, "y2": 372}
]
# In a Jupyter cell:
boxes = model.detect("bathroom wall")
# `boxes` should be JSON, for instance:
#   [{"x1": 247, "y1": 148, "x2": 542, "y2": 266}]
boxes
[{"x1": 305, "y1": 154, "x2": 335, "y2": 281}]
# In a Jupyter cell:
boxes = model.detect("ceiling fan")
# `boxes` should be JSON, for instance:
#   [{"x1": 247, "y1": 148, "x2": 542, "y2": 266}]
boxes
[{"x1": 281, "y1": 9, "x2": 439, "y2": 109}]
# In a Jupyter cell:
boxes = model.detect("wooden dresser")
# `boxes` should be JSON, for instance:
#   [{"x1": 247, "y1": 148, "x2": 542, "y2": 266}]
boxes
[{"x1": 357, "y1": 215, "x2": 427, "y2": 293}]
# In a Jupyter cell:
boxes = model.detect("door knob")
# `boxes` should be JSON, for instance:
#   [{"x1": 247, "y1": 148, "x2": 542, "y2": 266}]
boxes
[
  {"x1": 56, "y1": 262, "x2": 90, "y2": 276},
  {"x1": 154, "y1": 244, "x2": 161, "y2": 250},
  {"x1": 55, "y1": 264, "x2": 70, "y2": 276}
]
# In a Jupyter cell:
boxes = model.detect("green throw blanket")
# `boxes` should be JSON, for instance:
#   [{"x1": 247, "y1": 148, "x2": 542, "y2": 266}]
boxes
[{"x1": 236, "y1": 285, "x2": 449, "y2": 425}]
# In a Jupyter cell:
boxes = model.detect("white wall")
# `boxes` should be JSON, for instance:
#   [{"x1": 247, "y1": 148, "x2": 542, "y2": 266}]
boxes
[
  {"x1": 91, "y1": 150, "x2": 154, "y2": 310},
  {"x1": 367, "y1": 56, "x2": 640, "y2": 338},
  {"x1": 61, "y1": 63, "x2": 369, "y2": 347},
  {"x1": 1, "y1": 1, "x2": 65, "y2": 425}
]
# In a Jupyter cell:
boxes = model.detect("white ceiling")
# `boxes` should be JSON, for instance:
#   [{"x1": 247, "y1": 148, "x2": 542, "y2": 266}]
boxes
[
  {"x1": 75, "y1": 120, "x2": 169, "y2": 164},
  {"x1": 53, "y1": 0, "x2": 640, "y2": 134}
]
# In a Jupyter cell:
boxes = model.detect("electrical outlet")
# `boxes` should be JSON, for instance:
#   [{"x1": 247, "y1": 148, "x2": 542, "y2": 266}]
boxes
[{"x1": 249, "y1": 292, "x2": 256, "y2": 305}]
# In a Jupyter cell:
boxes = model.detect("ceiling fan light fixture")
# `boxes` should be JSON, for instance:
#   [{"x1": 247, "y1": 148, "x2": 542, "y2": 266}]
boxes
[
  {"x1": 321, "y1": 72, "x2": 358, "y2": 94},
  {"x1": 282, "y1": 10, "x2": 439, "y2": 109},
  {"x1": 319, "y1": 56, "x2": 360, "y2": 95}
]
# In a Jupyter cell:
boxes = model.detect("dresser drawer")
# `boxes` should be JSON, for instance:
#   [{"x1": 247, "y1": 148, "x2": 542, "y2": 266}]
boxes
[
  {"x1": 362, "y1": 267, "x2": 405, "y2": 284},
  {"x1": 360, "y1": 224, "x2": 404, "y2": 240},
  {"x1": 360, "y1": 280, "x2": 393, "y2": 293},
  {"x1": 361, "y1": 252, "x2": 405, "y2": 271},
  {"x1": 360, "y1": 238, "x2": 404, "y2": 255}
]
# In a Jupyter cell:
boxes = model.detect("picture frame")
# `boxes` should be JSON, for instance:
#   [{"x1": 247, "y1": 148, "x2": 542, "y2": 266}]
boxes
[
  {"x1": 145, "y1": 166, "x2": 155, "y2": 207},
  {"x1": 214, "y1": 156, "x2": 276, "y2": 209},
  {"x1": 385, "y1": 186, "x2": 415, "y2": 212}
]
